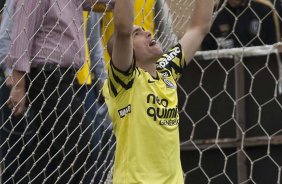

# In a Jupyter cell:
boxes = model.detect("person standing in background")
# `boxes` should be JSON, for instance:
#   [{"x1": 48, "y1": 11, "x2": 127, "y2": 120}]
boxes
[
  {"x1": 4, "y1": 0, "x2": 114, "y2": 183},
  {"x1": 75, "y1": 10, "x2": 114, "y2": 183},
  {"x1": 0, "y1": 1, "x2": 35, "y2": 183},
  {"x1": 0, "y1": 0, "x2": 9, "y2": 64},
  {"x1": 201, "y1": 0, "x2": 280, "y2": 50},
  {"x1": 86, "y1": 11, "x2": 116, "y2": 183}
]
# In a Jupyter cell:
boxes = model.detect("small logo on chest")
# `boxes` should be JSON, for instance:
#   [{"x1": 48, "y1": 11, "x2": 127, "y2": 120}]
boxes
[
  {"x1": 118, "y1": 105, "x2": 131, "y2": 118},
  {"x1": 163, "y1": 78, "x2": 176, "y2": 89}
]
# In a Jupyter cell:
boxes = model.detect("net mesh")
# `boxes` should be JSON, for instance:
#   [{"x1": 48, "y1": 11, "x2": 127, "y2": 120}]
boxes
[{"x1": 0, "y1": 0, "x2": 282, "y2": 183}]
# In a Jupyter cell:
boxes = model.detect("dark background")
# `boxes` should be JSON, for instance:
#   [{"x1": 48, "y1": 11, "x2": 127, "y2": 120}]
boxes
[{"x1": 178, "y1": 54, "x2": 282, "y2": 184}]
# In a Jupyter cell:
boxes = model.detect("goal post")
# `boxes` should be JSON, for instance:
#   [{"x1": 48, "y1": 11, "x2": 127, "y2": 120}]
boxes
[
  {"x1": 179, "y1": 44, "x2": 282, "y2": 183},
  {"x1": 1, "y1": 0, "x2": 282, "y2": 184}
]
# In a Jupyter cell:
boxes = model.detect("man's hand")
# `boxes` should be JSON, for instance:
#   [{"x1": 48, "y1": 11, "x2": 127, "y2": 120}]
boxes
[{"x1": 6, "y1": 70, "x2": 26, "y2": 116}]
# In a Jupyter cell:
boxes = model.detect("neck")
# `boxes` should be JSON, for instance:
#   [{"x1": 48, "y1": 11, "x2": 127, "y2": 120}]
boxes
[{"x1": 137, "y1": 61, "x2": 157, "y2": 77}]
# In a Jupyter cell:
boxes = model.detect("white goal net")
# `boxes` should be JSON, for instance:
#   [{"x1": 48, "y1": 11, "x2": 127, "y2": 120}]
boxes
[{"x1": 0, "y1": 0, "x2": 282, "y2": 184}]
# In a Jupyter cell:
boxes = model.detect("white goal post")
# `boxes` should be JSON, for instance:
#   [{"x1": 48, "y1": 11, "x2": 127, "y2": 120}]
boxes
[{"x1": 1, "y1": 0, "x2": 282, "y2": 183}]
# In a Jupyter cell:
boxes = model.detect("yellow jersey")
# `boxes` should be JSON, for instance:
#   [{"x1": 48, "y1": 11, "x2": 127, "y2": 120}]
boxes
[{"x1": 103, "y1": 44, "x2": 186, "y2": 184}]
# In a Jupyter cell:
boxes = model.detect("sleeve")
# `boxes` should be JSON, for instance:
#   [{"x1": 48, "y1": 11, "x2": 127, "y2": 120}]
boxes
[
  {"x1": 0, "y1": 0, "x2": 13, "y2": 64},
  {"x1": 156, "y1": 43, "x2": 186, "y2": 81},
  {"x1": 106, "y1": 55, "x2": 136, "y2": 97},
  {"x1": 4, "y1": 0, "x2": 47, "y2": 73}
]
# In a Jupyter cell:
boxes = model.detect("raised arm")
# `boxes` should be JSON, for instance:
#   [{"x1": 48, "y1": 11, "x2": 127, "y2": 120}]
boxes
[
  {"x1": 111, "y1": 0, "x2": 134, "y2": 71},
  {"x1": 179, "y1": 0, "x2": 214, "y2": 64}
]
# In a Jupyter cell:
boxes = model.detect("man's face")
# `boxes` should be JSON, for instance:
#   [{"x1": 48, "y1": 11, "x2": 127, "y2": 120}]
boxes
[{"x1": 132, "y1": 25, "x2": 163, "y2": 63}]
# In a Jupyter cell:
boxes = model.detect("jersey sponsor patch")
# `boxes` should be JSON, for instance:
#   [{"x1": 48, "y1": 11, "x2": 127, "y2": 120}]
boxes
[
  {"x1": 163, "y1": 78, "x2": 176, "y2": 89},
  {"x1": 160, "y1": 70, "x2": 171, "y2": 77},
  {"x1": 118, "y1": 105, "x2": 131, "y2": 118},
  {"x1": 146, "y1": 94, "x2": 178, "y2": 122},
  {"x1": 156, "y1": 46, "x2": 181, "y2": 69},
  {"x1": 159, "y1": 119, "x2": 179, "y2": 126}
]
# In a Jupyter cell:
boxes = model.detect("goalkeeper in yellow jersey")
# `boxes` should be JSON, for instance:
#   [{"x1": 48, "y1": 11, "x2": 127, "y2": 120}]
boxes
[{"x1": 103, "y1": 0, "x2": 214, "y2": 183}]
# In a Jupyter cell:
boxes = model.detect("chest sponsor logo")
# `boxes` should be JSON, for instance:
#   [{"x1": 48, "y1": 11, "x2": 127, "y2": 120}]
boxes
[
  {"x1": 146, "y1": 94, "x2": 179, "y2": 126},
  {"x1": 118, "y1": 105, "x2": 131, "y2": 118}
]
